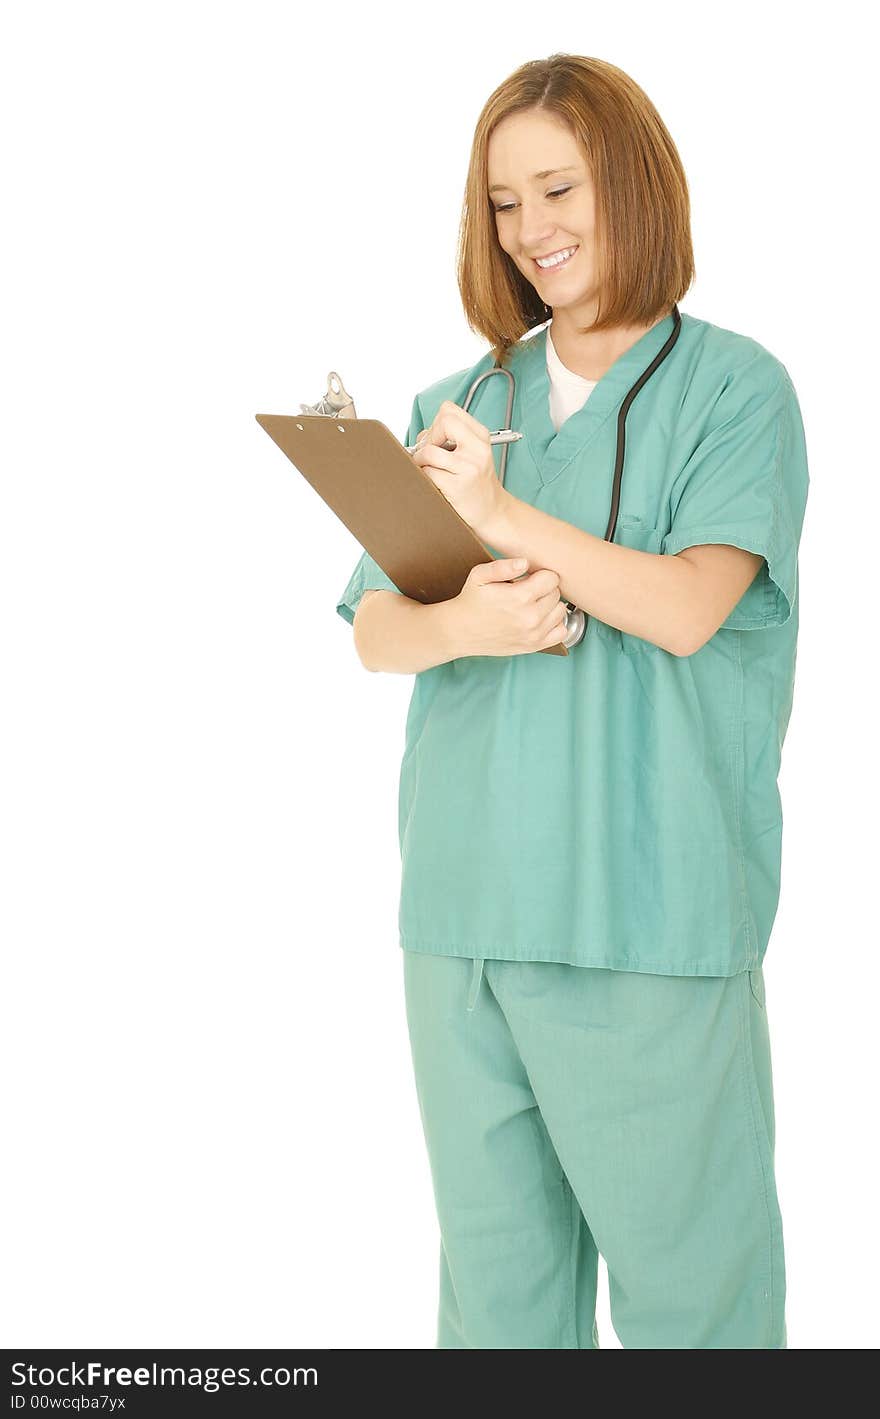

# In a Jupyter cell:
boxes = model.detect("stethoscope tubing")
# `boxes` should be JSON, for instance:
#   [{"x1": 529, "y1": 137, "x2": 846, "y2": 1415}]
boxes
[{"x1": 460, "y1": 305, "x2": 683, "y2": 648}]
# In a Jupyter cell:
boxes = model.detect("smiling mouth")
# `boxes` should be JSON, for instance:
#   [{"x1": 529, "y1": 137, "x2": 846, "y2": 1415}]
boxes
[{"x1": 532, "y1": 244, "x2": 579, "y2": 273}]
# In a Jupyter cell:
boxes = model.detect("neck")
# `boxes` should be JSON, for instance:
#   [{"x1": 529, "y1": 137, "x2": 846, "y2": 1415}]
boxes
[{"x1": 548, "y1": 303, "x2": 672, "y2": 382}]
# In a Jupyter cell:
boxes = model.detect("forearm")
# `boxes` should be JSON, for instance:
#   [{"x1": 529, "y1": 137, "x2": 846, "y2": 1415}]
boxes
[
  {"x1": 487, "y1": 494, "x2": 699, "y2": 656},
  {"x1": 353, "y1": 591, "x2": 469, "y2": 673}
]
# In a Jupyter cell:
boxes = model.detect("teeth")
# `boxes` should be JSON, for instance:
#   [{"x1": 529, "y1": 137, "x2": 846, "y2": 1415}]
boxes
[{"x1": 535, "y1": 245, "x2": 577, "y2": 268}]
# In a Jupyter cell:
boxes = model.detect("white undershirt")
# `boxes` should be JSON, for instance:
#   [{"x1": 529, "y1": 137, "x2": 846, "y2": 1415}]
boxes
[{"x1": 545, "y1": 322, "x2": 599, "y2": 433}]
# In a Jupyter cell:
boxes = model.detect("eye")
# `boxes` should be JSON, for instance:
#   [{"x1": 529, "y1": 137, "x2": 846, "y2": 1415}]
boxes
[{"x1": 492, "y1": 186, "x2": 571, "y2": 214}]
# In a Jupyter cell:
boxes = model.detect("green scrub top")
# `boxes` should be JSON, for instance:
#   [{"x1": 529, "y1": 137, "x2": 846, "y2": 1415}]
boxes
[{"x1": 336, "y1": 310, "x2": 810, "y2": 976}]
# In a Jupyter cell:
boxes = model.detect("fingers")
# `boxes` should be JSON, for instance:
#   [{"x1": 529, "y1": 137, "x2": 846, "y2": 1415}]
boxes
[
  {"x1": 542, "y1": 603, "x2": 569, "y2": 646},
  {"x1": 416, "y1": 401, "x2": 489, "y2": 460},
  {"x1": 543, "y1": 621, "x2": 568, "y2": 648},
  {"x1": 411, "y1": 442, "x2": 458, "y2": 476},
  {"x1": 536, "y1": 592, "x2": 566, "y2": 625},
  {"x1": 437, "y1": 398, "x2": 489, "y2": 440},
  {"x1": 521, "y1": 568, "x2": 562, "y2": 598}
]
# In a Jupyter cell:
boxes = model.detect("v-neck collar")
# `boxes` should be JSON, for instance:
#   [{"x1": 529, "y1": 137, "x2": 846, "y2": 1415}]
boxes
[{"x1": 512, "y1": 311, "x2": 678, "y2": 486}]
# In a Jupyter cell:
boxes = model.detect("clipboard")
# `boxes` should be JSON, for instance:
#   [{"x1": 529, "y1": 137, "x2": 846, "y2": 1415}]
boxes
[{"x1": 255, "y1": 412, "x2": 568, "y2": 656}]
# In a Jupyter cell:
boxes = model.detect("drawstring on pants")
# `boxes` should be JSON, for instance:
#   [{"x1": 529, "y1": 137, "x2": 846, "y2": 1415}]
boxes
[{"x1": 466, "y1": 957, "x2": 485, "y2": 1012}]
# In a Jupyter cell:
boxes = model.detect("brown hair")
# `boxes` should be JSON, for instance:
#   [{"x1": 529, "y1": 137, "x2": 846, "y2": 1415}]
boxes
[{"x1": 457, "y1": 55, "x2": 696, "y2": 364}]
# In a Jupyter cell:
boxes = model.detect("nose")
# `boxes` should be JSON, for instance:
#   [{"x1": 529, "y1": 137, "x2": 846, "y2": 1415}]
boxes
[{"x1": 516, "y1": 208, "x2": 563, "y2": 255}]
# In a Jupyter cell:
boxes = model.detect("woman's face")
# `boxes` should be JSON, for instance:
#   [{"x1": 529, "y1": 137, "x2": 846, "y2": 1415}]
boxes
[{"x1": 487, "y1": 109, "x2": 598, "y2": 313}]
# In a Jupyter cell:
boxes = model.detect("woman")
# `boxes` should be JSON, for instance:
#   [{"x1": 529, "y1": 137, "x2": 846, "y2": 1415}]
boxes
[{"x1": 336, "y1": 55, "x2": 808, "y2": 1349}]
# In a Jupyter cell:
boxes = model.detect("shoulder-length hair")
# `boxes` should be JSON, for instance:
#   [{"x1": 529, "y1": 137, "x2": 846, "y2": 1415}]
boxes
[{"x1": 458, "y1": 55, "x2": 696, "y2": 365}]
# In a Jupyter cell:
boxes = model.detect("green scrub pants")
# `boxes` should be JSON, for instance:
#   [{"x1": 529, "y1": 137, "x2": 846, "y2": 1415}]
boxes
[{"x1": 402, "y1": 951, "x2": 786, "y2": 1349}]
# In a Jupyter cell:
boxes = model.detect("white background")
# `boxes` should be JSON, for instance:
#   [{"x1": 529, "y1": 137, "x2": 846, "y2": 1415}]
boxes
[{"x1": 2, "y1": 0, "x2": 876, "y2": 1351}]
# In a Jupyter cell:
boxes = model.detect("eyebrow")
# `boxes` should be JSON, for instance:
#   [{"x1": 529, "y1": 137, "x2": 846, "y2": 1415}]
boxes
[{"x1": 488, "y1": 165, "x2": 579, "y2": 195}]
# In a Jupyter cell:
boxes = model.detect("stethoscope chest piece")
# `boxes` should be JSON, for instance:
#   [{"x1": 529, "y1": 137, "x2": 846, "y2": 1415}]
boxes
[{"x1": 561, "y1": 605, "x2": 587, "y2": 649}]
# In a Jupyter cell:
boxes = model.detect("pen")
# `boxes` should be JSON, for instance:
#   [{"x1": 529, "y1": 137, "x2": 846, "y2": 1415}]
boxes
[{"x1": 405, "y1": 429, "x2": 524, "y2": 454}]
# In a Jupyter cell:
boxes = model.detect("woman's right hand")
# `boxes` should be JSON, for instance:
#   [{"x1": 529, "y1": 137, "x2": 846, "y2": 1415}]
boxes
[{"x1": 454, "y1": 558, "x2": 570, "y2": 656}]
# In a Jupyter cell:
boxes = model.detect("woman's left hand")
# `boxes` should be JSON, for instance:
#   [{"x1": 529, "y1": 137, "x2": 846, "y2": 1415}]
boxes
[{"x1": 409, "y1": 400, "x2": 510, "y2": 542}]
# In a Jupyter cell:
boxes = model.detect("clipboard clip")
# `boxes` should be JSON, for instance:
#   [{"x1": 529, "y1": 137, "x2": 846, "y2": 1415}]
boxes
[{"x1": 299, "y1": 371, "x2": 357, "y2": 420}]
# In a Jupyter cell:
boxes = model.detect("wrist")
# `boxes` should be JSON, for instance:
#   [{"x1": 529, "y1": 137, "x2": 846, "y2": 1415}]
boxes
[
  {"x1": 483, "y1": 490, "x2": 522, "y2": 555},
  {"x1": 436, "y1": 594, "x2": 480, "y2": 660}
]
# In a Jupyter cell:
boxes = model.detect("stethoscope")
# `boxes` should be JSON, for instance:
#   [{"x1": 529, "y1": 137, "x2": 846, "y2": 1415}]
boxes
[{"x1": 459, "y1": 303, "x2": 682, "y2": 649}]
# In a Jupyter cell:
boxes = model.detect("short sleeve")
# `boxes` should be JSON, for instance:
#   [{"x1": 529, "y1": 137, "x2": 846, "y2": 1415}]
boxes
[
  {"x1": 335, "y1": 395, "x2": 423, "y2": 627},
  {"x1": 662, "y1": 367, "x2": 810, "y2": 630}
]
